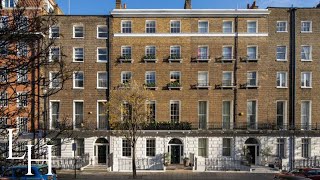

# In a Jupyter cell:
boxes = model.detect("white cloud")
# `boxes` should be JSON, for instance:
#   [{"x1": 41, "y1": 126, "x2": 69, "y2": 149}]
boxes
[{"x1": 257, "y1": 0, "x2": 319, "y2": 8}]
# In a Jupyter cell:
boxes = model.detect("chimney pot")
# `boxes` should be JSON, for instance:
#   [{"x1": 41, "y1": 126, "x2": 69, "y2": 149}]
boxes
[
  {"x1": 184, "y1": 0, "x2": 191, "y2": 9},
  {"x1": 116, "y1": 0, "x2": 122, "y2": 9},
  {"x1": 123, "y1": 3, "x2": 127, "y2": 9}
]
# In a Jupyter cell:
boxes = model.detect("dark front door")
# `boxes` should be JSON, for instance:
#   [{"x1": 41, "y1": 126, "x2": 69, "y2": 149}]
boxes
[
  {"x1": 171, "y1": 145, "x2": 180, "y2": 164},
  {"x1": 98, "y1": 145, "x2": 107, "y2": 164},
  {"x1": 247, "y1": 146, "x2": 256, "y2": 164}
]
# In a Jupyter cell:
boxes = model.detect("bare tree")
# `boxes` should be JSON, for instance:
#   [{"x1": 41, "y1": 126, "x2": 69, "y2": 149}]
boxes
[
  {"x1": 0, "y1": 0, "x2": 75, "y2": 168},
  {"x1": 108, "y1": 81, "x2": 153, "y2": 179}
]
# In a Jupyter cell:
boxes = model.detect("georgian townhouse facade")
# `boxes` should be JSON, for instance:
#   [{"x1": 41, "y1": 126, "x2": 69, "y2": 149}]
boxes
[{"x1": 22, "y1": 0, "x2": 320, "y2": 173}]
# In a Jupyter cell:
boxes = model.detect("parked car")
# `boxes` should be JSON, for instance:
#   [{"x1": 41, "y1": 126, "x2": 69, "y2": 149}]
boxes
[
  {"x1": 0, "y1": 164, "x2": 57, "y2": 180},
  {"x1": 274, "y1": 168, "x2": 320, "y2": 180}
]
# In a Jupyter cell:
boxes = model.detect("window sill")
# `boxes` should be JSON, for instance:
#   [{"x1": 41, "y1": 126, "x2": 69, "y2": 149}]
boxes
[
  {"x1": 97, "y1": 60, "x2": 108, "y2": 63},
  {"x1": 144, "y1": 59, "x2": 158, "y2": 63},
  {"x1": 168, "y1": 59, "x2": 183, "y2": 63},
  {"x1": 301, "y1": 60, "x2": 312, "y2": 62},
  {"x1": 146, "y1": 87, "x2": 158, "y2": 90},
  {"x1": 276, "y1": 31, "x2": 288, "y2": 33},
  {"x1": 72, "y1": 37, "x2": 85, "y2": 39},
  {"x1": 119, "y1": 59, "x2": 134, "y2": 63},
  {"x1": 276, "y1": 87, "x2": 288, "y2": 89},
  {"x1": 301, "y1": 31, "x2": 312, "y2": 33},
  {"x1": 276, "y1": 59, "x2": 287, "y2": 62},
  {"x1": 301, "y1": 87, "x2": 312, "y2": 89},
  {"x1": 73, "y1": 87, "x2": 84, "y2": 90},
  {"x1": 97, "y1": 87, "x2": 108, "y2": 90},
  {"x1": 97, "y1": 37, "x2": 108, "y2": 39},
  {"x1": 73, "y1": 60, "x2": 84, "y2": 63},
  {"x1": 168, "y1": 86, "x2": 182, "y2": 90}
]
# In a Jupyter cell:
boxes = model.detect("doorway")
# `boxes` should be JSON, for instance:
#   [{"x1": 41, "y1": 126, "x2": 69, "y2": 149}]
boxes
[
  {"x1": 245, "y1": 138, "x2": 260, "y2": 165},
  {"x1": 94, "y1": 138, "x2": 109, "y2": 165},
  {"x1": 168, "y1": 138, "x2": 183, "y2": 164}
]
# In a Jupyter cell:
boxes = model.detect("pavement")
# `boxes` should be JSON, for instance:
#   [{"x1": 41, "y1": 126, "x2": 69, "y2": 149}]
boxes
[{"x1": 57, "y1": 170, "x2": 276, "y2": 180}]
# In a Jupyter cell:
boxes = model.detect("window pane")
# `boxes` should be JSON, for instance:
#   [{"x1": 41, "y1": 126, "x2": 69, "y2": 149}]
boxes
[
  {"x1": 198, "y1": 21, "x2": 208, "y2": 33},
  {"x1": 223, "y1": 21, "x2": 232, "y2": 33}
]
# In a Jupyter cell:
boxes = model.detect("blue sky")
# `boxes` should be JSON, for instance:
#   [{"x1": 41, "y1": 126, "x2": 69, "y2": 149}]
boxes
[{"x1": 56, "y1": 0, "x2": 320, "y2": 15}]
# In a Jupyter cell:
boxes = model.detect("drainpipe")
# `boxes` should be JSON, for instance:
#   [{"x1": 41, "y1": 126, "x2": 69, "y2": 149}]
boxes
[
  {"x1": 289, "y1": 7, "x2": 297, "y2": 171},
  {"x1": 233, "y1": 16, "x2": 239, "y2": 160}
]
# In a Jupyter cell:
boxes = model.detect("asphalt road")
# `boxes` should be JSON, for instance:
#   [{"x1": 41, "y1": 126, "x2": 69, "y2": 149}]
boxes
[{"x1": 57, "y1": 170, "x2": 275, "y2": 180}]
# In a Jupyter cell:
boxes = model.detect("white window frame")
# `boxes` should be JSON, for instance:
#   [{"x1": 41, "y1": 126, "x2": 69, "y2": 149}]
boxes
[
  {"x1": 169, "y1": 46, "x2": 181, "y2": 59},
  {"x1": 247, "y1": 100, "x2": 258, "y2": 129},
  {"x1": 49, "y1": 46, "x2": 60, "y2": 62},
  {"x1": 277, "y1": 72, "x2": 288, "y2": 88},
  {"x1": 170, "y1": 100, "x2": 180, "y2": 123},
  {"x1": 276, "y1": 46, "x2": 287, "y2": 61},
  {"x1": 276, "y1": 21, "x2": 287, "y2": 32},
  {"x1": 247, "y1": 20, "x2": 258, "y2": 33},
  {"x1": 97, "y1": 71, "x2": 108, "y2": 89},
  {"x1": 197, "y1": 45, "x2": 209, "y2": 60},
  {"x1": 222, "y1": 71, "x2": 233, "y2": 87},
  {"x1": 73, "y1": 71, "x2": 84, "y2": 89},
  {"x1": 97, "y1": 25, "x2": 108, "y2": 39},
  {"x1": 121, "y1": 46, "x2": 132, "y2": 59},
  {"x1": 121, "y1": 71, "x2": 132, "y2": 84},
  {"x1": 17, "y1": 66, "x2": 28, "y2": 83},
  {"x1": 121, "y1": 20, "x2": 132, "y2": 33},
  {"x1": 198, "y1": 20, "x2": 209, "y2": 33},
  {"x1": 301, "y1": 138, "x2": 311, "y2": 158},
  {"x1": 222, "y1": 101, "x2": 233, "y2": 129},
  {"x1": 145, "y1": 46, "x2": 156, "y2": 58},
  {"x1": 170, "y1": 71, "x2": 181, "y2": 84},
  {"x1": 301, "y1": 45, "x2": 312, "y2": 61},
  {"x1": 198, "y1": 138, "x2": 208, "y2": 157},
  {"x1": 49, "y1": 26, "x2": 60, "y2": 39},
  {"x1": 222, "y1": 21, "x2": 233, "y2": 33},
  {"x1": 247, "y1": 71, "x2": 258, "y2": 87},
  {"x1": 73, "y1": 25, "x2": 84, "y2": 38},
  {"x1": 222, "y1": 46, "x2": 233, "y2": 60},
  {"x1": 170, "y1": 20, "x2": 181, "y2": 33},
  {"x1": 301, "y1": 72, "x2": 312, "y2": 88},
  {"x1": 247, "y1": 45, "x2": 258, "y2": 60},
  {"x1": 49, "y1": 71, "x2": 61, "y2": 89},
  {"x1": 73, "y1": 100, "x2": 84, "y2": 129},
  {"x1": 122, "y1": 139, "x2": 131, "y2": 157},
  {"x1": 222, "y1": 138, "x2": 232, "y2": 157},
  {"x1": 17, "y1": 117, "x2": 28, "y2": 133},
  {"x1": 146, "y1": 138, "x2": 156, "y2": 157},
  {"x1": 16, "y1": 92, "x2": 28, "y2": 108},
  {"x1": 2, "y1": 0, "x2": 16, "y2": 8},
  {"x1": 97, "y1": 47, "x2": 108, "y2": 62},
  {"x1": 277, "y1": 138, "x2": 286, "y2": 159},
  {"x1": 301, "y1": 101, "x2": 312, "y2": 130},
  {"x1": 198, "y1": 100, "x2": 208, "y2": 129},
  {"x1": 49, "y1": 100, "x2": 60, "y2": 130},
  {"x1": 197, "y1": 71, "x2": 209, "y2": 86},
  {"x1": 276, "y1": 100, "x2": 287, "y2": 129},
  {"x1": 0, "y1": 91, "x2": 8, "y2": 107},
  {"x1": 145, "y1": 20, "x2": 156, "y2": 33},
  {"x1": 97, "y1": 100, "x2": 108, "y2": 129},
  {"x1": 146, "y1": 100, "x2": 156, "y2": 123},
  {"x1": 73, "y1": 47, "x2": 84, "y2": 62},
  {"x1": 145, "y1": 71, "x2": 156, "y2": 85},
  {"x1": 301, "y1": 21, "x2": 312, "y2": 33}
]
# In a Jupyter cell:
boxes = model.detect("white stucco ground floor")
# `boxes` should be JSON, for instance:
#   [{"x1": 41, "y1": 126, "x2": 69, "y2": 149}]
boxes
[{"x1": 54, "y1": 133, "x2": 320, "y2": 172}]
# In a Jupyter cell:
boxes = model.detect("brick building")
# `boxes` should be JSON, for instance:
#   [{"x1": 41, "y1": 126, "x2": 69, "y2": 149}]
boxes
[{"x1": 43, "y1": 0, "x2": 320, "y2": 172}]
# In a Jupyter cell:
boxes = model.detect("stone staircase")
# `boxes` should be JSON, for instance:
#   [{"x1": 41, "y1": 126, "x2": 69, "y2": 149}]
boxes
[
  {"x1": 166, "y1": 164, "x2": 193, "y2": 171},
  {"x1": 250, "y1": 165, "x2": 279, "y2": 173},
  {"x1": 81, "y1": 165, "x2": 109, "y2": 172}
]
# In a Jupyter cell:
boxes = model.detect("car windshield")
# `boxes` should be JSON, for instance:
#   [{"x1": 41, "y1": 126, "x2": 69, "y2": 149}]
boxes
[
  {"x1": 38, "y1": 167, "x2": 48, "y2": 175},
  {"x1": 290, "y1": 169, "x2": 304, "y2": 174}
]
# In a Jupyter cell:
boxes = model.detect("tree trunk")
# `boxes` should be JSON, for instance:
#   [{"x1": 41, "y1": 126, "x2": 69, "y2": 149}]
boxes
[{"x1": 132, "y1": 142, "x2": 137, "y2": 179}]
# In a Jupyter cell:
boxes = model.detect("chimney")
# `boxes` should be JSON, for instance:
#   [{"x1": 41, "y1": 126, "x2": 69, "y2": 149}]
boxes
[
  {"x1": 247, "y1": 0, "x2": 259, "y2": 9},
  {"x1": 123, "y1": 3, "x2": 127, "y2": 9},
  {"x1": 184, "y1": 0, "x2": 191, "y2": 9},
  {"x1": 116, "y1": 0, "x2": 122, "y2": 9}
]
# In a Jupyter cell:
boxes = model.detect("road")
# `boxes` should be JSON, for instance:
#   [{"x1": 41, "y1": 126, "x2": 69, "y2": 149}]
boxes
[{"x1": 57, "y1": 170, "x2": 275, "y2": 180}]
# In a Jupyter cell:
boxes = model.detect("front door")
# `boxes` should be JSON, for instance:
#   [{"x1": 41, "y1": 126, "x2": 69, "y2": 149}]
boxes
[
  {"x1": 247, "y1": 146, "x2": 256, "y2": 164},
  {"x1": 98, "y1": 145, "x2": 107, "y2": 164},
  {"x1": 171, "y1": 145, "x2": 180, "y2": 164}
]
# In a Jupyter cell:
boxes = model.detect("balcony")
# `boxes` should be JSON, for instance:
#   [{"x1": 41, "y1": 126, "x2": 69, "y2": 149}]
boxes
[
  {"x1": 119, "y1": 55, "x2": 133, "y2": 63},
  {"x1": 192, "y1": 56, "x2": 211, "y2": 63},
  {"x1": 240, "y1": 83, "x2": 259, "y2": 89},
  {"x1": 143, "y1": 55, "x2": 157, "y2": 63},
  {"x1": 167, "y1": 81, "x2": 182, "y2": 90},
  {"x1": 168, "y1": 55, "x2": 182, "y2": 63},
  {"x1": 215, "y1": 83, "x2": 236, "y2": 89},
  {"x1": 143, "y1": 122, "x2": 192, "y2": 130},
  {"x1": 195, "y1": 82, "x2": 211, "y2": 89},
  {"x1": 144, "y1": 82, "x2": 158, "y2": 90},
  {"x1": 240, "y1": 55, "x2": 260, "y2": 62},
  {"x1": 215, "y1": 56, "x2": 236, "y2": 63}
]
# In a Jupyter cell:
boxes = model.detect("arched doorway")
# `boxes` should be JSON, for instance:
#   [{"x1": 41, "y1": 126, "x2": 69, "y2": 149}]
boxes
[
  {"x1": 94, "y1": 138, "x2": 109, "y2": 165},
  {"x1": 168, "y1": 138, "x2": 183, "y2": 164},
  {"x1": 245, "y1": 138, "x2": 260, "y2": 165}
]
